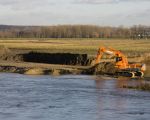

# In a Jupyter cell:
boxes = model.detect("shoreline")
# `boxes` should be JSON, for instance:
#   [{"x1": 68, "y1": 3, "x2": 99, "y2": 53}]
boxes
[
  {"x1": 0, "y1": 61, "x2": 88, "y2": 75},
  {"x1": 0, "y1": 60, "x2": 149, "y2": 78}
]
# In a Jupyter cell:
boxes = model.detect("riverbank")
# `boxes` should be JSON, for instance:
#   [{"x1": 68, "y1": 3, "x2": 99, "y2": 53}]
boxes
[
  {"x1": 0, "y1": 39, "x2": 149, "y2": 77},
  {"x1": 0, "y1": 61, "x2": 89, "y2": 75}
]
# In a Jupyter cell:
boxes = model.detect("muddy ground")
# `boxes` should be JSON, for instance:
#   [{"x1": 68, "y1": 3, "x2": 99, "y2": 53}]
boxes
[
  {"x1": 0, "y1": 47, "x2": 88, "y2": 75},
  {"x1": 0, "y1": 47, "x2": 117, "y2": 75},
  {"x1": 0, "y1": 51, "x2": 91, "y2": 66},
  {"x1": 0, "y1": 47, "x2": 149, "y2": 77}
]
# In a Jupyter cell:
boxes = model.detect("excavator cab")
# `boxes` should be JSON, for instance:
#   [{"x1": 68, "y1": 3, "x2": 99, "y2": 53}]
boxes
[{"x1": 116, "y1": 57, "x2": 122, "y2": 62}]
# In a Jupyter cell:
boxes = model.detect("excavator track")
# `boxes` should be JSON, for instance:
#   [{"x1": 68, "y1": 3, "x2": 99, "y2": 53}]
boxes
[{"x1": 116, "y1": 71, "x2": 144, "y2": 78}]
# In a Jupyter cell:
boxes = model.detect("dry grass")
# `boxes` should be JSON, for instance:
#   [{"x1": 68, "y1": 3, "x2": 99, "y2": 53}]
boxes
[{"x1": 0, "y1": 39, "x2": 149, "y2": 56}]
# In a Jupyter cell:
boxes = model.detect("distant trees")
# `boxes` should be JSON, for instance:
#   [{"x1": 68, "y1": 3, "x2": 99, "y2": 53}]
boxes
[{"x1": 0, "y1": 25, "x2": 150, "y2": 39}]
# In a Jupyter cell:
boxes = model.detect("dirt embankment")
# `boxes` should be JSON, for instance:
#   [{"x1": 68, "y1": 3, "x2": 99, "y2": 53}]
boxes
[
  {"x1": 0, "y1": 47, "x2": 116, "y2": 75},
  {"x1": 0, "y1": 50, "x2": 92, "y2": 66},
  {"x1": 0, "y1": 46, "x2": 148, "y2": 77},
  {"x1": 0, "y1": 47, "x2": 94, "y2": 75},
  {"x1": 20, "y1": 52, "x2": 90, "y2": 66}
]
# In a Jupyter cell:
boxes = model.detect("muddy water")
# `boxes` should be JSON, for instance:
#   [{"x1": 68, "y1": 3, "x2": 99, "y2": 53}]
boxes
[{"x1": 0, "y1": 73, "x2": 150, "y2": 120}]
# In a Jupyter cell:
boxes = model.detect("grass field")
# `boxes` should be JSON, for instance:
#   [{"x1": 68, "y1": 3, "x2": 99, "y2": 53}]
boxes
[{"x1": 0, "y1": 39, "x2": 150, "y2": 56}]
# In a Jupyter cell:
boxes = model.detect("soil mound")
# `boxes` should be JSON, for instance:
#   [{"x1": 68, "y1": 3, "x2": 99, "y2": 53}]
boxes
[
  {"x1": 0, "y1": 45, "x2": 10, "y2": 55},
  {"x1": 84, "y1": 62, "x2": 118, "y2": 75}
]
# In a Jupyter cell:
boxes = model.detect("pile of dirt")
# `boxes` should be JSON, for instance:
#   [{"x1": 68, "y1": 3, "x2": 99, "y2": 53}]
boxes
[
  {"x1": 0, "y1": 46, "x2": 14, "y2": 61},
  {"x1": 0, "y1": 45, "x2": 10, "y2": 55},
  {"x1": 0, "y1": 53, "x2": 21, "y2": 62},
  {"x1": 84, "y1": 62, "x2": 118, "y2": 75}
]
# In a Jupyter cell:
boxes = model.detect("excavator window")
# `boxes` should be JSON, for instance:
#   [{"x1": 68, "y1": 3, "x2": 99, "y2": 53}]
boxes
[{"x1": 116, "y1": 57, "x2": 122, "y2": 62}]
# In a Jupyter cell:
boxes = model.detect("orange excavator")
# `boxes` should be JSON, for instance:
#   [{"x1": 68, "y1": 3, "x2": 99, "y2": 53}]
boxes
[{"x1": 94, "y1": 46, "x2": 146, "y2": 78}]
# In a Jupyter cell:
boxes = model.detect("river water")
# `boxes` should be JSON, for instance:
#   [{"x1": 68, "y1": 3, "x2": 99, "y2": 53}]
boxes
[{"x1": 0, "y1": 73, "x2": 150, "y2": 120}]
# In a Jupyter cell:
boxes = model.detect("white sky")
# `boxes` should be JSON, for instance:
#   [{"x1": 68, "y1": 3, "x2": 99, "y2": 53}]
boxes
[{"x1": 0, "y1": 0, "x2": 150, "y2": 26}]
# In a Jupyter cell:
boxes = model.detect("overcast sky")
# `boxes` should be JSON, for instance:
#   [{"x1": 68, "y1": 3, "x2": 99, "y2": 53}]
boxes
[{"x1": 0, "y1": 0, "x2": 150, "y2": 26}]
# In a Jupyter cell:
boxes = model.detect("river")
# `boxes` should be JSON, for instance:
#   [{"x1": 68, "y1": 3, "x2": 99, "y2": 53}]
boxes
[{"x1": 0, "y1": 73, "x2": 150, "y2": 120}]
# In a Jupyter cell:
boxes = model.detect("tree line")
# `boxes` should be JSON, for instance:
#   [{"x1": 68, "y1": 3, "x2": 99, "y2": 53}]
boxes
[{"x1": 0, "y1": 25, "x2": 150, "y2": 39}]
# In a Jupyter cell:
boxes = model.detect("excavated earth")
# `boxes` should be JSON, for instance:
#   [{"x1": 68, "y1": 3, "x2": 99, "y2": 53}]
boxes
[{"x1": 0, "y1": 47, "x2": 120, "y2": 76}]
